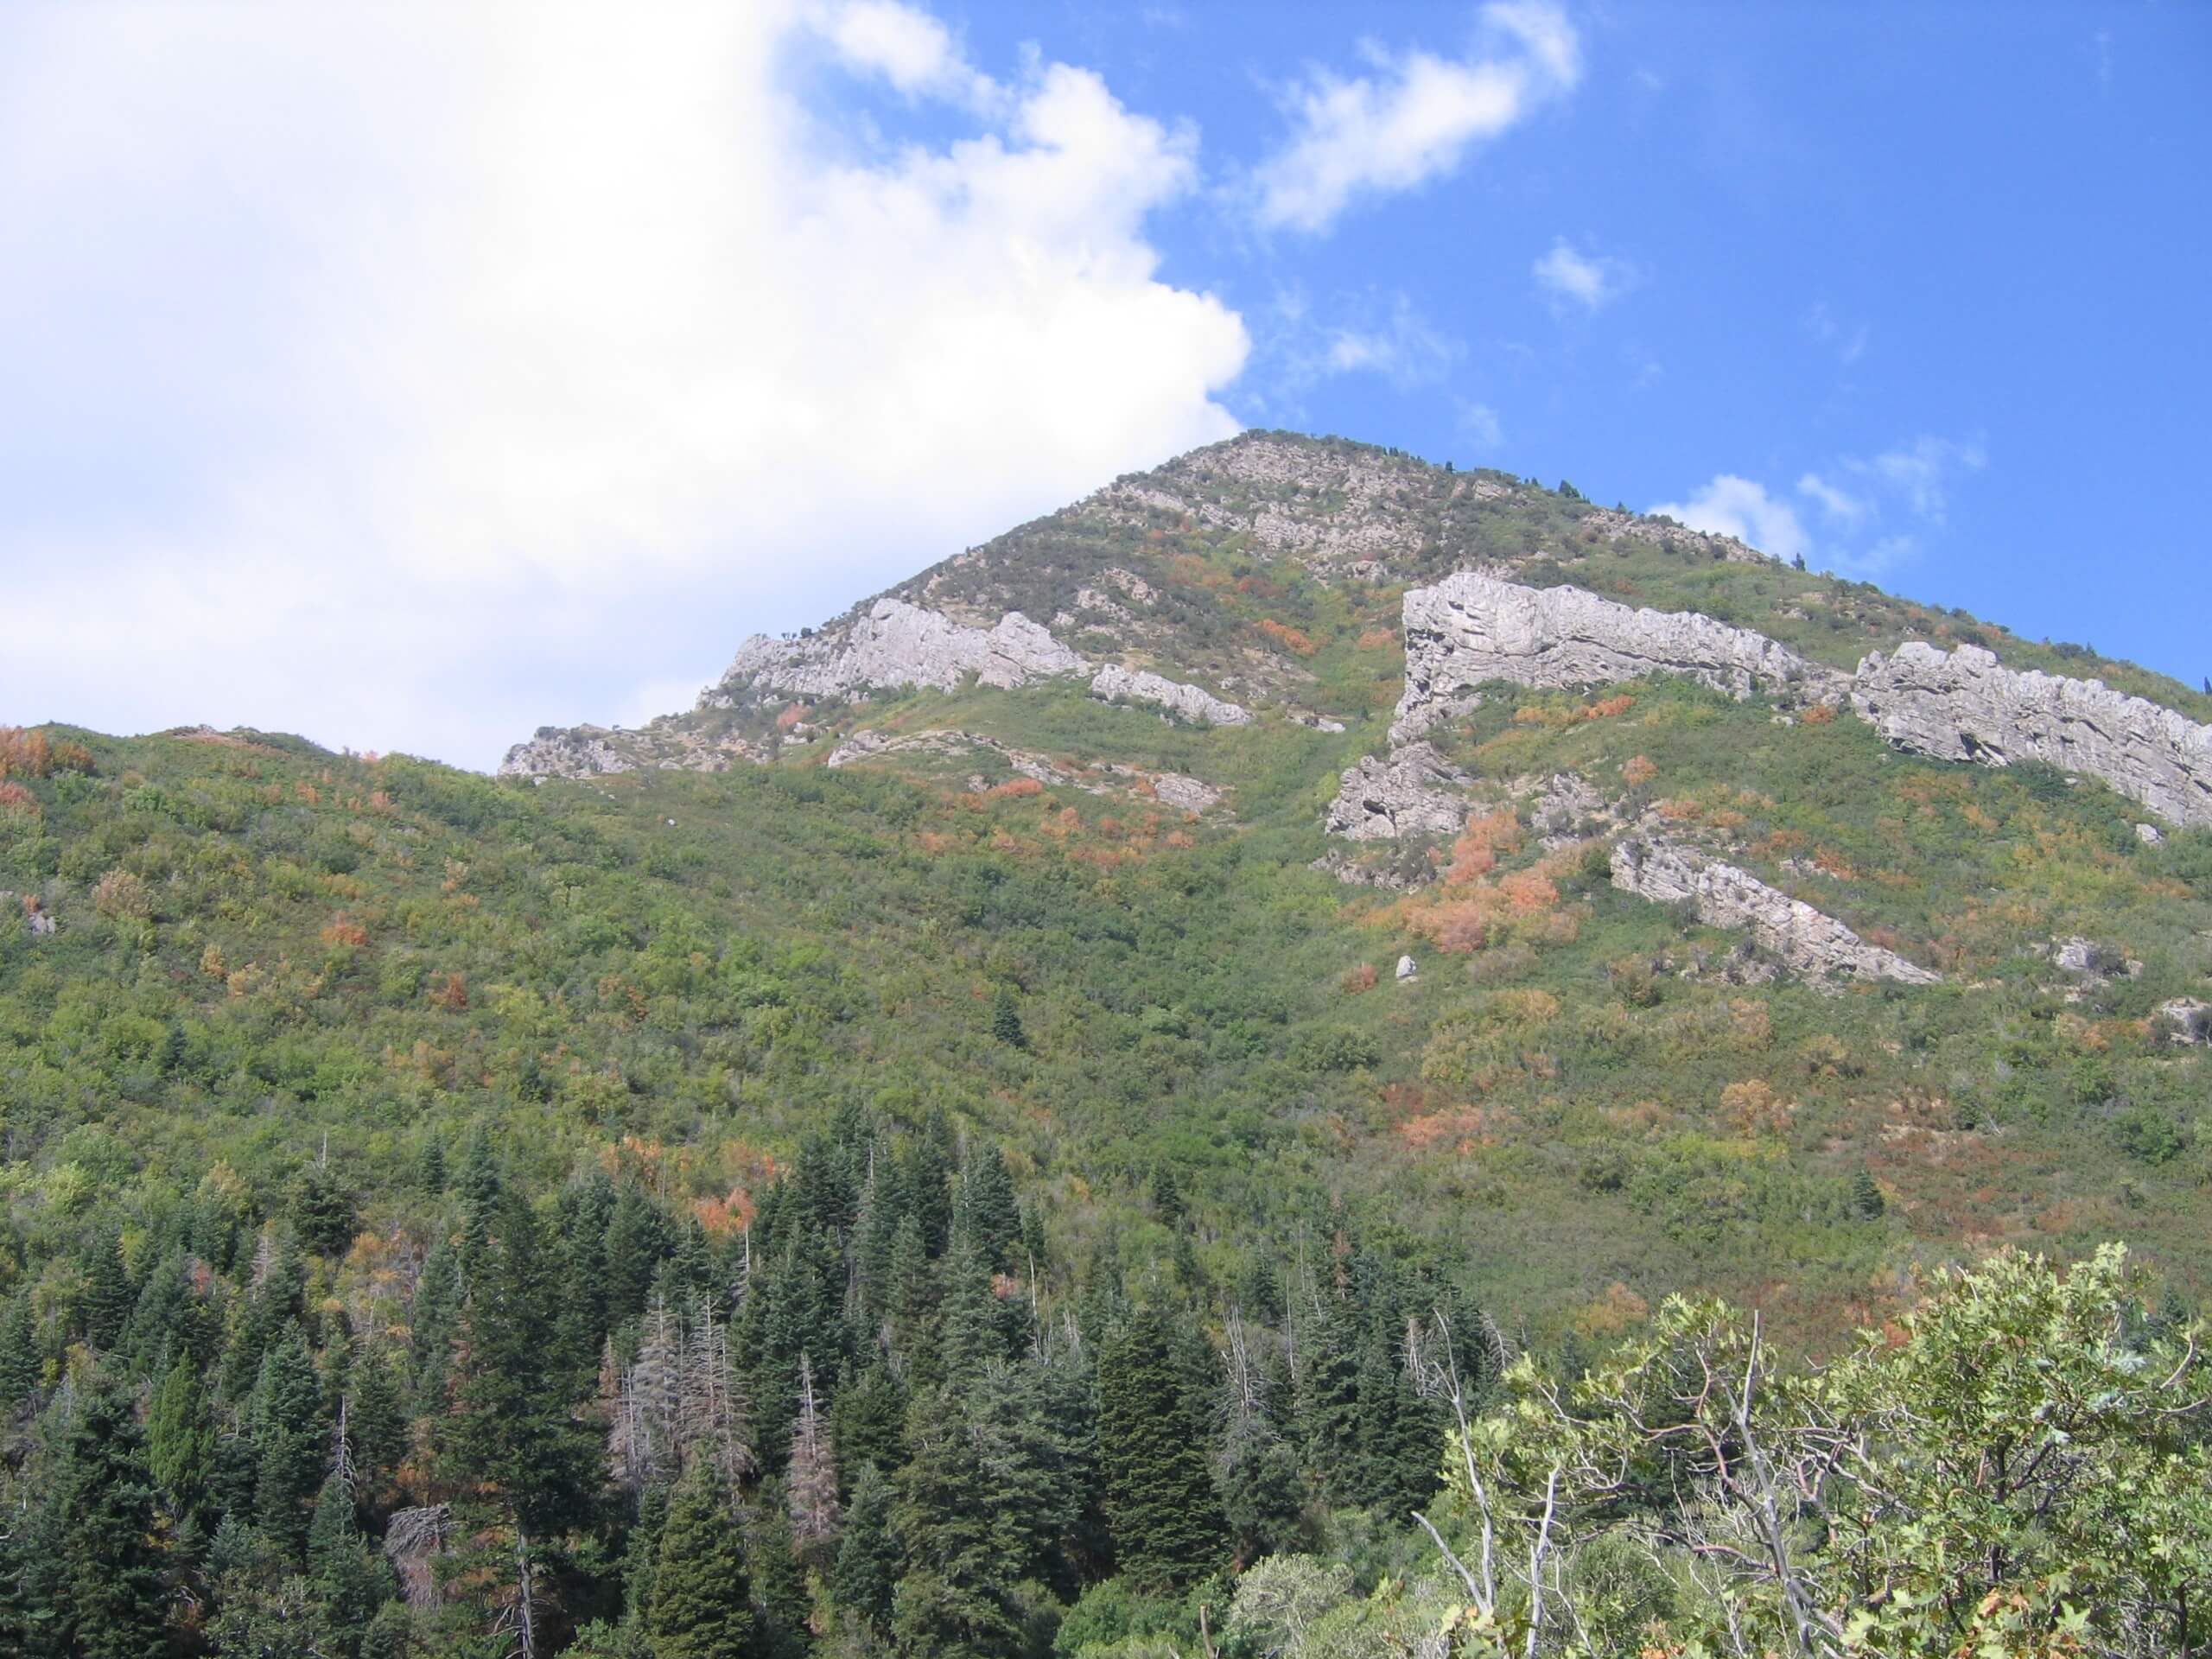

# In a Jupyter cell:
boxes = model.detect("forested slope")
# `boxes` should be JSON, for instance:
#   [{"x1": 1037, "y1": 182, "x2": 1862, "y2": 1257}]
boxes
[{"x1": 2, "y1": 430, "x2": 2209, "y2": 1655}]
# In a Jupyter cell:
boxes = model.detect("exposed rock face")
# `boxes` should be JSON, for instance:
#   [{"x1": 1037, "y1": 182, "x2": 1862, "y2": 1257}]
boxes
[
  {"x1": 1393, "y1": 573, "x2": 1841, "y2": 742},
  {"x1": 1324, "y1": 743, "x2": 1471, "y2": 842},
  {"x1": 1395, "y1": 954, "x2": 1418, "y2": 982},
  {"x1": 499, "y1": 726, "x2": 636, "y2": 779},
  {"x1": 2159, "y1": 997, "x2": 2210, "y2": 1045},
  {"x1": 1851, "y1": 642, "x2": 2212, "y2": 828},
  {"x1": 725, "y1": 599, "x2": 1087, "y2": 700},
  {"x1": 1611, "y1": 832, "x2": 1940, "y2": 987},
  {"x1": 1089, "y1": 664, "x2": 1251, "y2": 727},
  {"x1": 1530, "y1": 772, "x2": 1611, "y2": 849},
  {"x1": 499, "y1": 723, "x2": 767, "y2": 780}
]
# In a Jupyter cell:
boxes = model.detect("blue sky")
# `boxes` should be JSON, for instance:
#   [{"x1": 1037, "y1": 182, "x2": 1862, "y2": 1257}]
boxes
[{"x1": 2, "y1": 2, "x2": 2206, "y2": 768}]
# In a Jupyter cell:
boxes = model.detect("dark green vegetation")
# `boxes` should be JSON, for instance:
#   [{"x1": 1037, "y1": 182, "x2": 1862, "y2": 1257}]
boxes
[{"x1": 1, "y1": 434, "x2": 2209, "y2": 1654}]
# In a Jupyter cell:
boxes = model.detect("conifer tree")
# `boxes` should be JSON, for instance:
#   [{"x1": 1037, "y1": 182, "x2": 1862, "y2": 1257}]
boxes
[
  {"x1": 253, "y1": 1326, "x2": 327, "y2": 1555},
  {"x1": 956, "y1": 1145, "x2": 1021, "y2": 1271},
  {"x1": 1096, "y1": 1306, "x2": 1226, "y2": 1591},
  {"x1": 829, "y1": 1462, "x2": 899, "y2": 1644},
  {"x1": 51, "y1": 1379, "x2": 169, "y2": 1658},
  {"x1": 0, "y1": 1292, "x2": 40, "y2": 1411},
  {"x1": 79, "y1": 1224, "x2": 130, "y2": 1351},
  {"x1": 988, "y1": 985, "x2": 1026, "y2": 1049},
  {"x1": 147, "y1": 1352, "x2": 217, "y2": 1536},
  {"x1": 646, "y1": 1463, "x2": 753, "y2": 1659},
  {"x1": 747, "y1": 1497, "x2": 812, "y2": 1659}
]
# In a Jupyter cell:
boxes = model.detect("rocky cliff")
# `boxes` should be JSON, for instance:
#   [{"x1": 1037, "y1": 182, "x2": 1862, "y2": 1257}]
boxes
[
  {"x1": 1852, "y1": 642, "x2": 2212, "y2": 828},
  {"x1": 1611, "y1": 833, "x2": 1942, "y2": 987},
  {"x1": 1391, "y1": 571, "x2": 1840, "y2": 743}
]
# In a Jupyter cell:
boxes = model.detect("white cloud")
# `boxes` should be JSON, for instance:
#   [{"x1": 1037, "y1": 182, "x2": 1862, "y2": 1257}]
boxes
[
  {"x1": 1849, "y1": 435, "x2": 1986, "y2": 524},
  {"x1": 1253, "y1": 2, "x2": 1580, "y2": 233},
  {"x1": 815, "y1": 0, "x2": 995, "y2": 104},
  {"x1": 1456, "y1": 400, "x2": 1505, "y2": 450},
  {"x1": 0, "y1": 0, "x2": 1248, "y2": 769},
  {"x1": 1657, "y1": 433, "x2": 1986, "y2": 576},
  {"x1": 1796, "y1": 472, "x2": 1867, "y2": 524},
  {"x1": 1321, "y1": 296, "x2": 1464, "y2": 388},
  {"x1": 1533, "y1": 238, "x2": 1635, "y2": 311},
  {"x1": 1647, "y1": 476, "x2": 1811, "y2": 563}
]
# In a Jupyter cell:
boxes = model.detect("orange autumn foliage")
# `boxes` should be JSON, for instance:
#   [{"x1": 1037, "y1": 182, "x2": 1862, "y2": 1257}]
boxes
[
  {"x1": 0, "y1": 728, "x2": 53, "y2": 779},
  {"x1": 1444, "y1": 809, "x2": 1522, "y2": 883},
  {"x1": 1623, "y1": 754, "x2": 1658, "y2": 786},
  {"x1": 986, "y1": 777, "x2": 1045, "y2": 800},
  {"x1": 321, "y1": 912, "x2": 368, "y2": 948},
  {"x1": 1256, "y1": 617, "x2": 1318, "y2": 656}
]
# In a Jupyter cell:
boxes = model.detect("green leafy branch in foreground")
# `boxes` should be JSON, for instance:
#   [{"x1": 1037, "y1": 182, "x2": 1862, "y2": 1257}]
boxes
[
  {"x1": 1389, "y1": 1244, "x2": 2212, "y2": 1657},
  {"x1": 1207, "y1": 1248, "x2": 2210, "y2": 1659}
]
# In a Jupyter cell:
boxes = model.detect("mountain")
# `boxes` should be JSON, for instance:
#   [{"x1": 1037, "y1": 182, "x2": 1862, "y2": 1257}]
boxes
[{"x1": 3, "y1": 429, "x2": 2210, "y2": 1653}]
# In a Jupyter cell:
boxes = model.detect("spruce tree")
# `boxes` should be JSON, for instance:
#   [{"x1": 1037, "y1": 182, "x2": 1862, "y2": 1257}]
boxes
[
  {"x1": 51, "y1": 1379, "x2": 169, "y2": 1658},
  {"x1": 0, "y1": 1292, "x2": 40, "y2": 1410},
  {"x1": 956, "y1": 1145, "x2": 1021, "y2": 1271},
  {"x1": 1096, "y1": 1306, "x2": 1226, "y2": 1591},
  {"x1": 745, "y1": 1497, "x2": 811, "y2": 1659},
  {"x1": 146, "y1": 1352, "x2": 217, "y2": 1535},
  {"x1": 445, "y1": 1192, "x2": 596, "y2": 1543},
  {"x1": 252, "y1": 1326, "x2": 327, "y2": 1556},
  {"x1": 645, "y1": 1464, "x2": 753, "y2": 1659},
  {"x1": 828, "y1": 1463, "x2": 899, "y2": 1644},
  {"x1": 988, "y1": 985, "x2": 1025, "y2": 1049}
]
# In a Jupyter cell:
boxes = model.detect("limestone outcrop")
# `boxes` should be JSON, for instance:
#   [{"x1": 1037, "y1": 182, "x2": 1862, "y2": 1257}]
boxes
[
  {"x1": 1324, "y1": 743, "x2": 1472, "y2": 842},
  {"x1": 499, "y1": 723, "x2": 768, "y2": 780},
  {"x1": 1392, "y1": 573, "x2": 1841, "y2": 742},
  {"x1": 1089, "y1": 664, "x2": 1251, "y2": 727},
  {"x1": 1611, "y1": 832, "x2": 1940, "y2": 987},
  {"x1": 723, "y1": 599, "x2": 1087, "y2": 700},
  {"x1": 1850, "y1": 642, "x2": 2212, "y2": 828}
]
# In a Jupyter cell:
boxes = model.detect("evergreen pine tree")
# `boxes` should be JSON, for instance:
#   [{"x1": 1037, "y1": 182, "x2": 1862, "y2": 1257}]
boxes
[
  {"x1": 0, "y1": 1292, "x2": 40, "y2": 1411},
  {"x1": 828, "y1": 1462, "x2": 899, "y2": 1644},
  {"x1": 51, "y1": 1379, "x2": 169, "y2": 1658},
  {"x1": 146, "y1": 1352, "x2": 217, "y2": 1535},
  {"x1": 988, "y1": 985, "x2": 1025, "y2": 1049},
  {"x1": 445, "y1": 1192, "x2": 597, "y2": 1545},
  {"x1": 1850, "y1": 1166, "x2": 1886, "y2": 1220},
  {"x1": 645, "y1": 1464, "x2": 753, "y2": 1659},
  {"x1": 745, "y1": 1497, "x2": 811, "y2": 1659},
  {"x1": 605, "y1": 1185, "x2": 677, "y2": 1329},
  {"x1": 292, "y1": 1158, "x2": 358, "y2": 1259},
  {"x1": 79, "y1": 1224, "x2": 130, "y2": 1351},
  {"x1": 827, "y1": 1361, "x2": 906, "y2": 1478},
  {"x1": 956, "y1": 1145, "x2": 1021, "y2": 1271},
  {"x1": 907, "y1": 1116, "x2": 957, "y2": 1257},
  {"x1": 307, "y1": 1473, "x2": 391, "y2": 1652},
  {"x1": 1096, "y1": 1306, "x2": 1226, "y2": 1591},
  {"x1": 407, "y1": 1235, "x2": 463, "y2": 1414},
  {"x1": 253, "y1": 1326, "x2": 327, "y2": 1556}
]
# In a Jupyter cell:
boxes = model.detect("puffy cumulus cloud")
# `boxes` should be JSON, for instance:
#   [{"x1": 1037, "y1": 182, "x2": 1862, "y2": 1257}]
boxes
[
  {"x1": 1648, "y1": 475, "x2": 1812, "y2": 564},
  {"x1": 815, "y1": 0, "x2": 998, "y2": 106},
  {"x1": 1253, "y1": 2, "x2": 1580, "y2": 233},
  {"x1": 0, "y1": 1, "x2": 1247, "y2": 769},
  {"x1": 1532, "y1": 238, "x2": 1637, "y2": 312}
]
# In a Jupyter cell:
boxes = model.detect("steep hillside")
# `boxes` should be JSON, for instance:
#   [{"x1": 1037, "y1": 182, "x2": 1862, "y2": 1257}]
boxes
[{"x1": 3, "y1": 429, "x2": 2211, "y2": 1655}]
